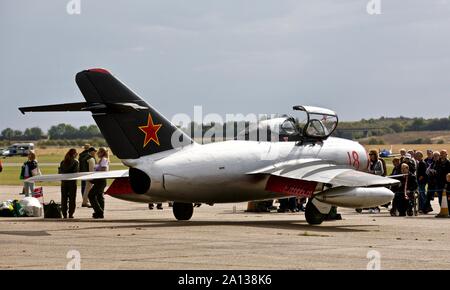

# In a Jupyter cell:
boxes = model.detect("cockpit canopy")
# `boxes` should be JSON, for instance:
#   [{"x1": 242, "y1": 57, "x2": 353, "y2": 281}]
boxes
[
  {"x1": 236, "y1": 105, "x2": 338, "y2": 142},
  {"x1": 293, "y1": 105, "x2": 338, "y2": 139}
]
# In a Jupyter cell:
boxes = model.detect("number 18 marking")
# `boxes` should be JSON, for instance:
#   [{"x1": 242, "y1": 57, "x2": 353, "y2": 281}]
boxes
[{"x1": 347, "y1": 151, "x2": 360, "y2": 169}]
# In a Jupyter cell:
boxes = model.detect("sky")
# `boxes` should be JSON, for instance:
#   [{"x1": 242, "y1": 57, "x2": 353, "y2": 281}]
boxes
[{"x1": 1, "y1": 0, "x2": 450, "y2": 131}]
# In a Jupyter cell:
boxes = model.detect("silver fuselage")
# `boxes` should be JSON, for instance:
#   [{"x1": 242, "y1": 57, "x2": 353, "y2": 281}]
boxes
[{"x1": 122, "y1": 137, "x2": 368, "y2": 203}]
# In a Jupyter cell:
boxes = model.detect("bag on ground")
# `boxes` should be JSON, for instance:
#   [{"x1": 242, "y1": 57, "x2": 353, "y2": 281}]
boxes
[
  {"x1": 0, "y1": 201, "x2": 14, "y2": 217},
  {"x1": 19, "y1": 197, "x2": 43, "y2": 217},
  {"x1": 12, "y1": 200, "x2": 25, "y2": 217},
  {"x1": 43, "y1": 200, "x2": 62, "y2": 218}
]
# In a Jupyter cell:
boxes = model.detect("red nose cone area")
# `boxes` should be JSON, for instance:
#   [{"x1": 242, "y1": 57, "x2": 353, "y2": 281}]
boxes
[{"x1": 88, "y1": 68, "x2": 110, "y2": 74}]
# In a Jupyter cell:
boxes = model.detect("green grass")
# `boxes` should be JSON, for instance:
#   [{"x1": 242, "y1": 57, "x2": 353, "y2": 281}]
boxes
[{"x1": 0, "y1": 164, "x2": 127, "y2": 186}]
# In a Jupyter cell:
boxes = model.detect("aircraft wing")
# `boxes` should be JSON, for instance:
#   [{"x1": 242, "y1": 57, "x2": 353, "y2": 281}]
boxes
[
  {"x1": 247, "y1": 159, "x2": 400, "y2": 187},
  {"x1": 25, "y1": 170, "x2": 129, "y2": 182}
]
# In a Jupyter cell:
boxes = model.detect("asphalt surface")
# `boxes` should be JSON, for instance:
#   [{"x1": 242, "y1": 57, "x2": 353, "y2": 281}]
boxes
[{"x1": 0, "y1": 185, "x2": 449, "y2": 269}]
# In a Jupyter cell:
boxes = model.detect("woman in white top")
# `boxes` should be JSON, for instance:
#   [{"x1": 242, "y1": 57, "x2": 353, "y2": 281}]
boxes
[{"x1": 88, "y1": 147, "x2": 109, "y2": 219}]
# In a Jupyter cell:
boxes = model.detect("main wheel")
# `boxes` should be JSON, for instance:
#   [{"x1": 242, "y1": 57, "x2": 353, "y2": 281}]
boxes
[
  {"x1": 305, "y1": 201, "x2": 325, "y2": 225},
  {"x1": 173, "y1": 202, "x2": 194, "y2": 221}
]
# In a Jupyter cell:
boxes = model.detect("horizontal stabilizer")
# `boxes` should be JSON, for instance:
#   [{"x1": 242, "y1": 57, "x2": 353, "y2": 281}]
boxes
[
  {"x1": 25, "y1": 170, "x2": 129, "y2": 182},
  {"x1": 19, "y1": 102, "x2": 88, "y2": 114}
]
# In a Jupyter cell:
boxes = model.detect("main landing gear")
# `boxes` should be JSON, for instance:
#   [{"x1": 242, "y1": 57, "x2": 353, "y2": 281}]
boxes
[
  {"x1": 305, "y1": 201, "x2": 325, "y2": 225},
  {"x1": 305, "y1": 200, "x2": 342, "y2": 225},
  {"x1": 172, "y1": 202, "x2": 194, "y2": 221}
]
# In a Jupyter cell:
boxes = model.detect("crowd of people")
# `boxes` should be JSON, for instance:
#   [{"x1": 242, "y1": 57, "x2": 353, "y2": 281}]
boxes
[
  {"x1": 368, "y1": 148, "x2": 450, "y2": 216},
  {"x1": 19, "y1": 144, "x2": 110, "y2": 219}
]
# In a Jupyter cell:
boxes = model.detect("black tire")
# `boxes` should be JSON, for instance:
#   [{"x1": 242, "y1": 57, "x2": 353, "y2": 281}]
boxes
[
  {"x1": 305, "y1": 201, "x2": 324, "y2": 225},
  {"x1": 173, "y1": 202, "x2": 194, "y2": 221}
]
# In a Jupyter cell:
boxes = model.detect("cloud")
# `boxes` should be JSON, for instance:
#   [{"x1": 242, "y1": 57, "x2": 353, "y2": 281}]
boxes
[{"x1": 1, "y1": 0, "x2": 450, "y2": 130}]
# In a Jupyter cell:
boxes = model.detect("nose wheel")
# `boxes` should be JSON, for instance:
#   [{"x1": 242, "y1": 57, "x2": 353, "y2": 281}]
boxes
[
  {"x1": 305, "y1": 201, "x2": 325, "y2": 225},
  {"x1": 172, "y1": 202, "x2": 194, "y2": 221}
]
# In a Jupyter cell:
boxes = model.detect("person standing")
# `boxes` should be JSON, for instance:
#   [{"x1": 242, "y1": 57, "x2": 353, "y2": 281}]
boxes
[
  {"x1": 393, "y1": 164, "x2": 417, "y2": 216},
  {"x1": 367, "y1": 149, "x2": 384, "y2": 213},
  {"x1": 424, "y1": 149, "x2": 434, "y2": 167},
  {"x1": 391, "y1": 157, "x2": 401, "y2": 176},
  {"x1": 81, "y1": 147, "x2": 97, "y2": 207},
  {"x1": 88, "y1": 147, "x2": 109, "y2": 219},
  {"x1": 436, "y1": 150, "x2": 450, "y2": 206},
  {"x1": 426, "y1": 151, "x2": 441, "y2": 212},
  {"x1": 368, "y1": 149, "x2": 384, "y2": 176},
  {"x1": 59, "y1": 149, "x2": 79, "y2": 219},
  {"x1": 78, "y1": 144, "x2": 91, "y2": 199},
  {"x1": 389, "y1": 158, "x2": 402, "y2": 216},
  {"x1": 415, "y1": 151, "x2": 428, "y2": 214},
  {"x1": 21, "y1": 152, "x2": 40, "y2": 197}
]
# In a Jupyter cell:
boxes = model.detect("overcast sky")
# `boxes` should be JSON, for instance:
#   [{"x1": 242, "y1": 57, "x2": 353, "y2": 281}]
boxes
[{"x1": 1, "y1": 0, "x2": 450, "y2": 130}]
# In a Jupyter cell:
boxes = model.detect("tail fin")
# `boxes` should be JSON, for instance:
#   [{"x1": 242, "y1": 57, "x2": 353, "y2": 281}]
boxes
[
  {"x1": 74, "y1": 68, "x2": 193, "y2": 159},
  {"x1": 19, "y1": 68, "x2": 193, "y2": 159}
]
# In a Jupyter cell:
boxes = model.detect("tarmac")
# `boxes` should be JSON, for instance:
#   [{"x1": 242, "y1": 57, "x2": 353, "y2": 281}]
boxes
[{"x1": 0, "y1": 185, "x2": 449, "y2": 270}]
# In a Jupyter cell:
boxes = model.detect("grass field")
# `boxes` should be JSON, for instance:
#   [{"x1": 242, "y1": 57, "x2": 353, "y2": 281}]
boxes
[{"x1": 359, "y1": 131, "x2": 450, "y2": 145}]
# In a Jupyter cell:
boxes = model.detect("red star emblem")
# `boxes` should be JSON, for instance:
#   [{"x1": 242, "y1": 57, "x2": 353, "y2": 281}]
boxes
[{"x1": 139, "y1": 114, "x2": 162, "y2": 147}]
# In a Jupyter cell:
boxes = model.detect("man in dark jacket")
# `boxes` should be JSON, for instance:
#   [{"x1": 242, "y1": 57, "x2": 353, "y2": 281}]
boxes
[{"x1": 415, "y1": 151, "x2": 428, "y2": 213}]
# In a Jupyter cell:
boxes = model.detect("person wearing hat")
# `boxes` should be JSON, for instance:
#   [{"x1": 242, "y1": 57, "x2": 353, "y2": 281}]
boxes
[
  {"x1": 78, "y1": 144, "x2": 91, "y2": 199},
  {"x1": 81, "y1": 147, "x2": 97, "y2": 207}
]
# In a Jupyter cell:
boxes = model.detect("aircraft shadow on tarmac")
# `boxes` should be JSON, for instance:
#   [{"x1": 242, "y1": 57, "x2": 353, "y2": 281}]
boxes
[{"x1": 4, "y1": 218, "x2": 377, "y2": 233}]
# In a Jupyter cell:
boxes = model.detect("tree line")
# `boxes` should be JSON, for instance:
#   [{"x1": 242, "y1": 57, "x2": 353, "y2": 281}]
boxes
[
  {"x1": 0, "y1": 124, "x2": 102, "y2": 141},
  {"x1": 337, "y1": 116, "x2": 450, "y2": 139}
]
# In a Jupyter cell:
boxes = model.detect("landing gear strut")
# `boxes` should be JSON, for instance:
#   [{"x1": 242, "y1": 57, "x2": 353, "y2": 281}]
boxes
[
  {"x1": 172, "y1": 202, "x2": 194, "y2": 221},
  {"x1": 305, "y1": 201, "x2": 325, "y2": 225}
]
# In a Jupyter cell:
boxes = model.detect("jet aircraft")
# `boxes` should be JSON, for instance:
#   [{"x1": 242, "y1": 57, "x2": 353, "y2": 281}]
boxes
[{"x1": 20, "y1": 68, "x2": 399, "y2": 225}]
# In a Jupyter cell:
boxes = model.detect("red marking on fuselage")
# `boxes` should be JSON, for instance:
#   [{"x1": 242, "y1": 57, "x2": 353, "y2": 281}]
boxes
[
  {"x1": 265, "y1": 175, "x2": 317, "y2": 198},
  {"x1": 105, "y1": 178, "x2": 134, "y2": 195}
]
